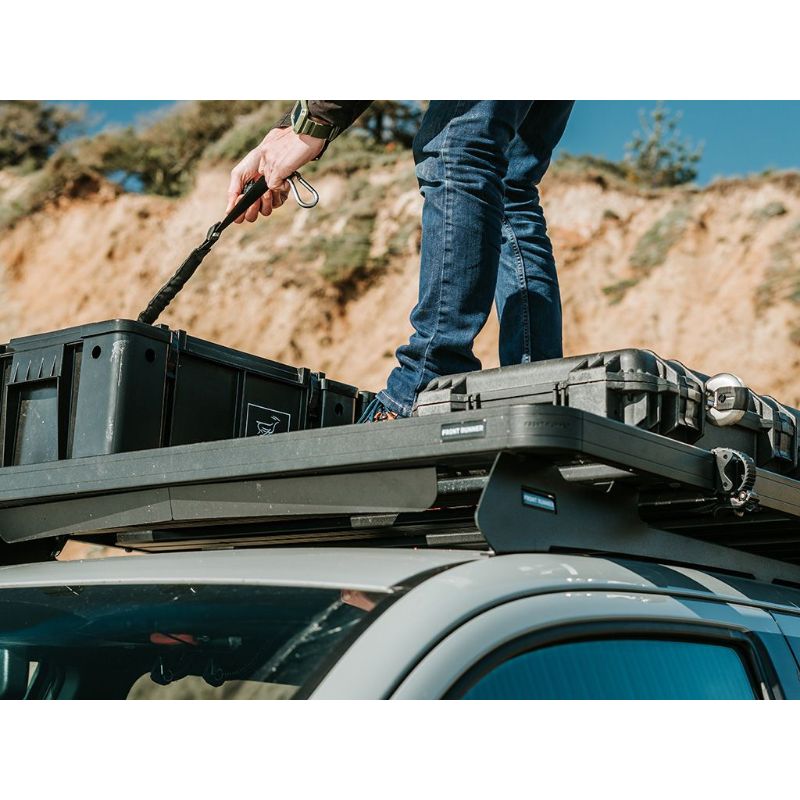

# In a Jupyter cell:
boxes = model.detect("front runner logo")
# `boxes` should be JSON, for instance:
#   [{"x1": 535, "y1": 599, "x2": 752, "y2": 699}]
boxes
[
  {"x1": 245, "y1": 404, "x2": 292, "y2": 437},
  {"x1": 440, "y1": 420, "x2": 486, "y2": 441},
  {"x1": 256, "y1": 417, "x2": 282, "y2": 436}
]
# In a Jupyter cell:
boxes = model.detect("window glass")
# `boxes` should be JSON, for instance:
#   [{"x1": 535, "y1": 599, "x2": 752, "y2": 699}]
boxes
[
  {"x1": 0, "y1": 583, "x2": 388, "y2": 699},
  {"x1": 461, "y1": 638, "x2": 757, "y2": 700}
]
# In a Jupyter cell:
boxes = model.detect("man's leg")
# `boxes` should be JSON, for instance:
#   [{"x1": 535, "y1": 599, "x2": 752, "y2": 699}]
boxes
[
  {"x1": 376, "y1": 101, "x2": 534, "y2": 417},
  {"x1": 495, "y1": 101, "x2": 573, "y2": 365}
]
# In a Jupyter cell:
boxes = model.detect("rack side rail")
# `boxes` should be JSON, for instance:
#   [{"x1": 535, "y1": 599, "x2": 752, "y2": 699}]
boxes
[{"x1": 1, "y1": 405, "x2": 800, "y2": 585}]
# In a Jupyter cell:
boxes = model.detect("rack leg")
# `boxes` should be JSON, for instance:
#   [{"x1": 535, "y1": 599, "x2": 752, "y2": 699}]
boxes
[{"x1": 476, "y1": 452, "x2": 800, "y2": 586}]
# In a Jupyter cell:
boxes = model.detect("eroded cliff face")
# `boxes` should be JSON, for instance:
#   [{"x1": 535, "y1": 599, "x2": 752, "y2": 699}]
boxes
[{"x1": 2, "y1": 160, "x2": 800, "y2": 402}]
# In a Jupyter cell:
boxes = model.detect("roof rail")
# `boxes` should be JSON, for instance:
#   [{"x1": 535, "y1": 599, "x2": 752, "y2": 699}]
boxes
[{"x1": 2, "y1": 404, "x2": 800, "y2": 584}]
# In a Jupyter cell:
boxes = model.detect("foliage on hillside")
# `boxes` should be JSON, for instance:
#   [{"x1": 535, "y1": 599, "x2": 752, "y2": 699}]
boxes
[
  {"x1": 0, "y1": 101, "x2": 428, "y2": 294},
  {"x1": 603, "y1": 200, "x2": 696, "y2": 304},
  {"x1": 0, "y1": 101, "x2": 83, "y2": 170},
  {"x1": 8, "y1": 100, "x2": 799, "y2": 320},
  {"x1": 0, "y1": 101, "x2": 423, "y2": 232},
  {"x1": 550, "y1": 152, "x2": 630, "y2": 187}
]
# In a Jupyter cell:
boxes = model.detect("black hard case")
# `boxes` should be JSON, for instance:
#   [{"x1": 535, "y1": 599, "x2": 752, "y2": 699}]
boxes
[{"x1": 414, "y1": 349, "x2": 800, "y2": 475}]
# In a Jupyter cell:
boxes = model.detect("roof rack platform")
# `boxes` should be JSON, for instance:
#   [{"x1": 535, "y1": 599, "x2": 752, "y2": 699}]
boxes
[{"x1": 2, "y1": 404, "x2": 800, "y2": 584}]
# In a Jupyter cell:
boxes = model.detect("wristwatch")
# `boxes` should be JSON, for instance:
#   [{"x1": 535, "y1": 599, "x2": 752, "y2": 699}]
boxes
[{"x1": 290, "y1": 101, "x2": 340, "y2": 141}]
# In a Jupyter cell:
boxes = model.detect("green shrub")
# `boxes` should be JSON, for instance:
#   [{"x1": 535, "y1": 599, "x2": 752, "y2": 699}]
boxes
[
  {"x1": 751, "y1": 201, "x2": 788, "y2": 221},
  {"x1": 0, "y1": 149, "x2": 107, "y2": 230},
  {"x1": 318, "y1": 212, "x2": 379, "y2": 286},
  {"x1": 386, "y1": 218, "x2": 420, "y2": 257},
  {"x1": 115, "y1": 100, "x2": 266, "y2": 195},
  {"x1": 629, "y1": 203, "x2": 693, "y2": 273},
  {"x1": 307, "y1": 178, "x2": 402, "y2": 293},
  {"x1": 624, "y1": 103, "x2": 703, "y2": 188},
  {"x1": 44, "y1": 101, "x2": 268, "y2": 198},
  {"x1": 603, "y1": 202, "x2": 693, "y2": 304},
  {"x1": 602, "y1": 278, "x2": 639, "y2": 305},
  {"x1": 0, "y1": 101, "x2": 83, "y2": 170},
  {"x1": 552, "y1": 152, "x2": 629, "y2": 184}
]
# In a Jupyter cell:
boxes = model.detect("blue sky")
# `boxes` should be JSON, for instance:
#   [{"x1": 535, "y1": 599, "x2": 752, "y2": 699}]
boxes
[{"x1": 53, "y1": 100, "x2": 800, "y2": 185}]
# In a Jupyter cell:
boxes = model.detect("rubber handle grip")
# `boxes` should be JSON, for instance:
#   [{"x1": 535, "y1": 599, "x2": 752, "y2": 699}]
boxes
[{"x1": 219, "y1": 175, "x2": 269, "y2": 231}]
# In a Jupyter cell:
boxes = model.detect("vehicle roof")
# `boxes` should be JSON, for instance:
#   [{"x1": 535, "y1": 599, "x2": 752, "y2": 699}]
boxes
[
  {"x1": 2, "y1": 547, "x2": 800, "y2": 613},
  {"x1": 0, "y1": 547, "x2": 485, "y2": 593}
]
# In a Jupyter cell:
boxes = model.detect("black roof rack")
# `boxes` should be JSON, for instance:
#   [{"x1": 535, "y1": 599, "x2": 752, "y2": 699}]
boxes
[{"x1": 3, "y1": 404, "x2": 800, "y2": 585}]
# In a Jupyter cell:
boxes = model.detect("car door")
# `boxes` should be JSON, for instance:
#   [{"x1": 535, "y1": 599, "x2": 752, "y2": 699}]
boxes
[
  {"x1": 391, "y1": 590, "x2": 799, "y2": 699},
  {"x1": 769, "y1": 610, "x2": 800, "y2": 683}
]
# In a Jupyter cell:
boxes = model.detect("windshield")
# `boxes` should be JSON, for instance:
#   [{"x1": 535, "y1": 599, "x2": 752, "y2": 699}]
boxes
[{"x1": 0, "y1": 582, "x2": 389, "y2": 699}]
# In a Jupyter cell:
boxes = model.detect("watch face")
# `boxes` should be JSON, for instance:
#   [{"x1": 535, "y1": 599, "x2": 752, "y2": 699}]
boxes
[{"x1": 291, "y1": 102, "x2": 302, "y2": 126}]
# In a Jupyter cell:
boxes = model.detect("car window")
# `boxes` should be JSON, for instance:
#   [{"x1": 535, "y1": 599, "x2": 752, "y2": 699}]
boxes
[
  {"x1": 0, "y1": 583, "x2": 389, "y2": 699},
  {"x1": 457, "y1": 638, "x2": 757, "y2": 700}
]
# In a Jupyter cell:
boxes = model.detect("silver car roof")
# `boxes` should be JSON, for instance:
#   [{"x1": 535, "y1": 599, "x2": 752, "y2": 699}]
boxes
[
  {"x1": 0, "y1": 547, "x2": 485, "y2": 593},
  {"x1": 1, "y1": 547, "x2": 800, "y2": 612}
]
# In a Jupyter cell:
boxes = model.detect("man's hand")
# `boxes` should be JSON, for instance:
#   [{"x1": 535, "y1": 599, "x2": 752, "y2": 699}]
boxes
[{"x1": 226, "y1": 127, "x2": 325, "y2": 224}]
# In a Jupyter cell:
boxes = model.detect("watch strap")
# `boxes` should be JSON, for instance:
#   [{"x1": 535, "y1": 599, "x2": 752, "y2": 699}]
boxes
[{"x1": 292, "y1": 101, "x2": 340, "y2": 141}]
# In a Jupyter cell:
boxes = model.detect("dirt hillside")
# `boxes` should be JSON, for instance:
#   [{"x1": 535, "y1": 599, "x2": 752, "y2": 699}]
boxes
[{"x1": 2, "y1": 158, "x2": 800, "y2": 403}]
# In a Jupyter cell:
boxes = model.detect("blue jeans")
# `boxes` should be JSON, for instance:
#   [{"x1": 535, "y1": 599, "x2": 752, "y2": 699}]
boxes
[{"x1": 377, "y1": 100, "x2": 573, "y2": 417}]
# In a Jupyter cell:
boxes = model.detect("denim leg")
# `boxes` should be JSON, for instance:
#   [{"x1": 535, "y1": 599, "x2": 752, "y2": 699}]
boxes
[
  {"x1": 379, "y1": 100, "x2": 533, "y2": 416},
  {"x1": 495, "y1": 102, "x2": 572, "y2": 365},
  {"x1": 495, "y1": 151, "x2": 562, "y2": 364}
]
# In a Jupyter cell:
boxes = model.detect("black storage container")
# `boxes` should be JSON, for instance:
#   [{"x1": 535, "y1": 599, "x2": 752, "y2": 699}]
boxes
[
  {"x1": 307, "y1": 375, "x2": 362, "y2": 429},
  {"x1": 0, "y1": 319, "x2": 359, "y2": 466},
  {"x1": 414, "y1": 348, "x2": 800, "y2": 476},
  {"x1": 167, "y1": 328, "x2": 313, "y2": 447}
]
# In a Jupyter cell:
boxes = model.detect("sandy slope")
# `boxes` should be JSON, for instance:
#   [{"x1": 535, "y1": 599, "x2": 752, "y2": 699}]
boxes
[{"x1": 2, "y1": 162, "x2": 800, "y2": 403}]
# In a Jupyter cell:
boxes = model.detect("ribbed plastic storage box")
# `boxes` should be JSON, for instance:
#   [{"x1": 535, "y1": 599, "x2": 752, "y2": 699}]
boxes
[
  {"x1": 0, "y1": 320, "x2": 359, "y2": 466},
  {"x1": 414, "y1": 349, "x2": 800, "y2": 475}
]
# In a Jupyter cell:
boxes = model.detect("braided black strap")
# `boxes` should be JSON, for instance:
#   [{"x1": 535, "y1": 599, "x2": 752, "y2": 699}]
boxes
[
  {"x1": 137, "y1": 176, "x2": 269, "y2": 325},
  {"x1": 137, "y1": 229, "x2": 219, "y2": 324},
  {"x1": 137, "y1": 171, "x2": 319, "y2": 325}
]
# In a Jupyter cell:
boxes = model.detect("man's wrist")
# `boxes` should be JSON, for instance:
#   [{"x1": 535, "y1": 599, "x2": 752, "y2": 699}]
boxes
[{"x1": 290, "y1": 100, "x2": 340, "y2": 141}]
